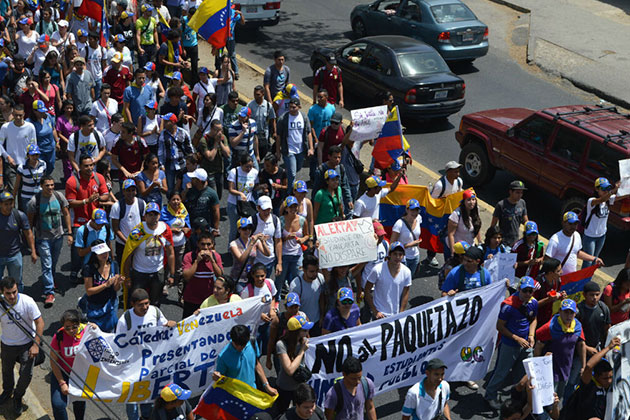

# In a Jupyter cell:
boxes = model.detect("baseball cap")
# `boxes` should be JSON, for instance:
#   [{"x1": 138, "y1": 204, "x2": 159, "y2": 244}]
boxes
[
  {"x1": 236, "y1": 217, "x2": 252, "y2": 229},
  {"x1": 462, "y1": 189, "x2": 476, "y2": 201},
  {"x1": 163, "y1": 113, "x2": 178, "y2": 123},
  {"x1": 284, "y1": 196, "x2": 298, "y2": 207},
  {"x1": 144, "y1": 202, "x2": 160, "y2": 215},
  {"x1": 92, "y1": 209, "x2": 108, "y2": 225},
  {"x1": 509, "y1": 180, "x2": 527, "y2": 190},
  {"x1": 324, "y1": 169, "x2": 339, "y2": 180},
  {"x1": 452, "y1": 241, "x2": 470, "y2": 255},
  {"x1": 373, "y1": 221, "x2": 386, "y2": 236},
  {"x1": 122, "y1": 179, "x2": 136, "y2": 190},
  {"x1": 160, "y1": 383, "x2": 191, "y2": 402},
  {"x1": 114, "y1": 34, "x2": 126, "y2": 43},
  {"x1": 141, "y1": 4, "x2": 154, "y2": 12},
  {"x1": 286, "y1": 292, "x2": 300, "y2": 307},
  {"x1": 144, "y1": 62, "x2": 156, "y2": 71},
  {"x1": 111, "y1": 52, "x2": 123, "y2": 63},
  {"x1": 288, "y1": 97, "x2": 300, "y2": 106},
  {"x1": 76, "y1": 29, "x2": 88, "y2": 38},
  {"x1": 257, "y1": 196, "x2": 272, "y2": 210},
  {"x1": 407, "y1": 198, "x2": 420, "y2": 210},
  {"x1": 464, "y1": 246, "x2": 483, "y2": 261},
  {"x1": 519, "y1": 276, "x2": 536, "y2": 290},
  {"x1": 0, "y1": 191, "x2": 14, "y2": 201},
  {"x1": 525, "y1": 221, "x2": 538, "y2": 235},
  {"x1": 426, "y1": 358, "x2": 447, "y2": 371},
  {"x1": 563, "y1": 211, "x2": 579, "y2": 224},
  {"x1": 91, "y1": 242, "x2": 110, "y2": 255},
  {"x1": 560, "y1": 299, "x2": 578, "y2": 313},
  {"x1": 365, "y1": 175, "x2": 386, "y2": 189},
  {"x1": 37, "y1": 34, "x2": 50, "y2": 44},
  {"x1": 238, "y1": 107, "x2": 251, "y2": 118},
  {"x1": 199, "y1": 66, "x2": 210, "y2": 74},
  {"x1": 595, "y1": 177, "x2": 612, "y2": 190},
  {"x1": 330, "y1": 112, "x2": 342, "y2": 124},
  {"x1": 337, "y1": 287, "x2": 354, "y2": 303},
  {"x1": 170, "y1": 71, "x2": 182, "y2": 81},
  {"x1": 293, "y1": 180, "x2": 307, "y2": 193},
  {"x1": 73, "y1": 56, "x2": 86, "y2": 64},
  {"x1": 145, "y1": 100, "x2": 158, "y2": 110},
  {"x1": 285, "y1": 83, "x2": 298, "y2": 98},
  {"x1": 445, "y1": 161, "x2": 461, "y2": 170},
  {"x1": 327, "y1": 54, "x2": 337, "y2": 64},
  {"x1": 193, "y1": 217, "x2": 209, "y2": 230},
  {"x1": 287, "y1": 314, "x2": 314, "y2": 331},
  {"x1": 389, "y1": 241, "x2": 405, "y2": 254},
  {"x1": 120, "y1": 11, "x2": 134, "y2": 19},
  {"x1": 187, "y1": 168, "x2": 208, "y2": 182},
  {"x1": 32, "y1": 100, "x2": 47, "y2": 113},
  {"x1": 58, "y1": 20, "x2": 69, "y2": 27},
  {"x1": 26, "y1": 143, "x2": 41, "y2": 155},
  {"x1": 19, "y1": 17, "x2": 32, "y2": 25}
]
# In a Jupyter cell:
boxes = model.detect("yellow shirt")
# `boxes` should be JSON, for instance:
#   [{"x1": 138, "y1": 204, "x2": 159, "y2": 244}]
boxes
[{"x1": 199, "y1": 294, "x2": 242, "y2": 309}]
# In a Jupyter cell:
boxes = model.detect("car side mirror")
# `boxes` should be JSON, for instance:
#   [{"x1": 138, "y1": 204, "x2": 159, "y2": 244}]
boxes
[{"x1": 507, "y1": 128, "x2": 515, "y2": 137}]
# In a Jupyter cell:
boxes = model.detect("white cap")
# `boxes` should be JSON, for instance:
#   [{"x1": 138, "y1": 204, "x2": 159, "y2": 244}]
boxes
[
  {"x1": 91, "y1": 243, "x2": 111, "y2": 255},
  {"x1": 58, "y1": 20, "x2": 69, "y2": 27},
  {"x1": 257, "y1": 195, "x2": 272, "y2": 210},
  {"x1": 445, "y1": 161, "x2": 462, "y2": 170},
  {"x1": 187, "y1": 168, "x2": 208, "y2": 182}
]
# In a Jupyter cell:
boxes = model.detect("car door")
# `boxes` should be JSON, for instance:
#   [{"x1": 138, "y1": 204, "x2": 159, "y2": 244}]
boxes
[
  {"x1": 357, "y1": 45, "x2": 395, "y2": 100},
  {"x1": 498, "y1": 115, "x2": 555, "y2": 185},
  {"x1": 370, "y1": 0, "x2": 403, "y2": 35},
  {"x1": 539, "y1": 124, "x2": 589, "y2": 196},
  {"x1": 392, "y1": 0, "x2": 434, "y2": 43},
  {"x1": 338, "y1": 42, "x2": 369, "y2": 94}
]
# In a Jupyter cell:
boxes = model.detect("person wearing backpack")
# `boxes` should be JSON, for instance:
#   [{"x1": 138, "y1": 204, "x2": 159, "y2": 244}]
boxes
[
  {"x1": 390, "y1": 198, "x2": 423, "y2": 278},
  {"x1": 110, "y1": 179, "x2": 145, "y2": 265},
  {"x1": 250, "y1": 195, "x2": 283, "y2": 278},
  {"x1": 149, "y1": 383, "x2": 194, "y2": 420},
  {"x1": 546, "y1": 211, "x2": 602, "y2": 275},
  {"x1": 490, "y1": 180, "x2": 529, "y2": 248},
  {"x1": 26, "y1": 175, "x2": 72, "y2": 307},
  {"x1": 402, "y1": 358, "x2": 451, "y2": 420},
  {"x1": 67, "y1": 115, "x2": 106, "y2": 173},
  {"x1": 324, "y1": 356, "x2": 376, "y2": 420},
  {"x1": 277, "y1": 383, "x2": 325, "y2": 420}
]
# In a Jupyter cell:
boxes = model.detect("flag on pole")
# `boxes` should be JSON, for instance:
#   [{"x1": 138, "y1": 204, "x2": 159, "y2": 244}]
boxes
[
  {"x1": 100, "y1": 0, "x2": 111, "y2": 47},
  {"x1": 194, "y1": 376, "x2": 277, "y2": 420},
  {"x1": 551, "y1": 264, "x2": 600, "y2": 313},
  {"x1": 78, "y1": 0, "x2": 104, "y2": 22},
  {"x1": 188, "y1": 0, "x2": 231, "y2": 49},
  {"x1": 372, "y1": 106, "x2": 405, "y2": 169}
]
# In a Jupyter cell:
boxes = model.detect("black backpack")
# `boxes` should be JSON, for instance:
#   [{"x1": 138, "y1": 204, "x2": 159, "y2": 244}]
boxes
[
  {"x1": 433, "y1": 175, "x2": 462, "y2": 198},
  {"x1": 117, "y1": 198, "x2": 146, "y2": 222},
  {"x1": 81, "y1": 223, "x2": 111, "y2": 249},
  {"x1": 31, "y1": 190, "x2": 65, "y2": 233}
]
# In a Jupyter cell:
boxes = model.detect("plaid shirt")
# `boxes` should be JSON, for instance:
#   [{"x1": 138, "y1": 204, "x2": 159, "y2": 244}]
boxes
[{"x1": 158, "y1": 126, "x2": 193, "y2": 171}]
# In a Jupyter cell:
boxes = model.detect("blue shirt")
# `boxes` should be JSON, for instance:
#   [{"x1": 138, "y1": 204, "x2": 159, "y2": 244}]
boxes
[
  {"x1": 307, "y1": 103, "x2": 335, "y2": 141},
  {"x1": 136, "y1": 170, "x2": 166, "y2": 206},
  {"x1": 181, "y1": 16, "x2": 198, "y2": 47},
  {"x1": 322, "y1": 304, "x2": 360, "y2": 333},
  {"x1": 229, "y1": 10, "x2": 241, "y2": 40},
  {"x1": 216, "y1": 340, "x2": 259, "y2": 389},
  {"x1": 123, "y1": 84, "x2": 153, "y2": 125},
  {"x1": 440, "y1": 265, "x2": 492, "y2": 293},
  {"x1": 29, "y1": 114, "x2": 56, "y2": 153},
  {"x1": 74, "y1": 223, "x2": 114, "y2": 265},
  {"x1": 498, "y1": 294, "x2": 538, "y2": 347}
]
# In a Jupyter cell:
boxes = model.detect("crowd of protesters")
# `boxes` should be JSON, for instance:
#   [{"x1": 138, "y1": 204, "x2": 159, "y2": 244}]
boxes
[{"x1": 0, "y1": 1, "x2": 627, "y2": 419}]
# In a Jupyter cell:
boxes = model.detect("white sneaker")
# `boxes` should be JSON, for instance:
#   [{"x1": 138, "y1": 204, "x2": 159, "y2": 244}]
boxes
[
  {"x1": 162, "y1": 285, "x2": 169, "y2": 296},
  {"x1": 429, "y1": 257, "x2": 439, "y2": 268},
  {"x1": 465, "y1": 380, "x2": 479, "y2": 390}
]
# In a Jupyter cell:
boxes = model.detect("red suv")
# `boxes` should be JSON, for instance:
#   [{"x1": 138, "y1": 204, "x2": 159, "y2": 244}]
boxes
[{"x1": 455, "y1": 104, "x2": 630, "y2": 230}]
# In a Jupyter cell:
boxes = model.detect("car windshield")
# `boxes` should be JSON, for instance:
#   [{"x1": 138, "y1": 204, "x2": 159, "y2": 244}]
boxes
[
  {"x1": 430, "y1": 3, "x2": 476, "y2": 23},
  {"x1": 397, "y1": 52, "x2": 450, "y2": 76}
]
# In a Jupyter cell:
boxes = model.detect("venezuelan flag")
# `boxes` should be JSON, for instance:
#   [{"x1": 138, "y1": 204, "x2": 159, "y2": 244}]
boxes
[
  {"x1": 189, "y1": 0, "x2": 231, "y2": 49},
  {"x1": 372, "y1": 106, "x2": 404, "y2": 169},
  {"x1": 551, "y1": 264, "x2": 599, "y2": 313},
  {"x1": 379, "y1": 184, "x2": 465, "y2": 253},
  {"x1": 194, "y1": 376, "x2": 277, "y2": 420},
  {"x1": 78, "y1": 0, "x2": 103, "y2": 22}
]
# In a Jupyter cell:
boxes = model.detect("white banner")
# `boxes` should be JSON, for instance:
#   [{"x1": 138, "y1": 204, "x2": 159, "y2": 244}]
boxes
[
  {"x1": 349, "y1": 105, "x2": 388, "y2": 142},
  {"x1": 605, "y1": 320, "x2": 630, "y2": 420},
  {"x1": 68, "y1": 297, "x2": 267, "y2": 403},
  {"x1": 304, "y1": 281, "x2": 506, "y2": 403},
  {"x1": 316, "y1": 218, "x2": 377, "y2": 269}
]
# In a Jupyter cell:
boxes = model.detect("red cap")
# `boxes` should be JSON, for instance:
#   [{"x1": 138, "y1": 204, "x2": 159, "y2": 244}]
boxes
[
  {"x1": 373, "y1": 221, "x2": 386, "y2": 236},
  {"x1": 462, "y1": 189, "x2": 476, "y2": 201}
]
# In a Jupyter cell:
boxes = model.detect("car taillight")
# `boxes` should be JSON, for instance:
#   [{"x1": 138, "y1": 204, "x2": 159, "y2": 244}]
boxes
[
  {"x1": 456, "y1": 82, "x2": 466, "y2": 98},
  {"x1": 233, "y1": 3, "x2": 241, "y2": 10},
  {"x1": 459, "y1": 119, "x2": 464, "y2": 132},
  {"x1": 483, "y1": 27, "x2": 489, "y2": 40},
  {"x1": 263, "y1": 1, "x2": 281, "y2": 9},
  {"x1": 404, "y1": 89, "x2": 416, "y2": 104},
  {"x1": 437, "y1": 31, "x2": 451, "y2": 43}
]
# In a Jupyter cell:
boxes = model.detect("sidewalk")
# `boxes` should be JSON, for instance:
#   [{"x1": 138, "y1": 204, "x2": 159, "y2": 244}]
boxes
[{"x1": 487, "y1": 0, "x2": 630, "y2": 108}]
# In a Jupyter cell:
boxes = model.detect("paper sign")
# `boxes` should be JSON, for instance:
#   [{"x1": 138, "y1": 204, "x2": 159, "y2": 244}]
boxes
[
  {"x1": 349, "y1": 105, "x2": 388, "y2": 142},
  {"x1": 484, "y1": 253, "x2": 517, "y2": 285},
  {"x1": 618, "y1": 159, "x2": 630, "y2": 196},
  {"x1": 604, "y1": 320, "x2": 630, "y2": 420},
  {"x1": 523, "y1": 355, "x2": 554, "y2": 414},
  {"x1": 315, "y1": 217, "x2": 377, "y2": 269}
]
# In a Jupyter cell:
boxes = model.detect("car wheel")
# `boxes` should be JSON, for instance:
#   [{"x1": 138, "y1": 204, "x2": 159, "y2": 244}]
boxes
[
  {"x1": 459, "y1": 142, "x2": 495, "y2": 186},
  {"x1": 561, "y1": 196, "x2": 586, "y2": 217},
  {"x1": 352, "y1": 18, "x2": 367, "y2": 38}
]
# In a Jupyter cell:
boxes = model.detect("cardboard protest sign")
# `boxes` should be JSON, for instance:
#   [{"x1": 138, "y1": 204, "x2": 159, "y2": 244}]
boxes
[
  {"x1": 523, "y1": 355, "x2": 554, "y2": 414},
  {"x1": 316, "y1": 217, "x2": 377, "y2": 269},
  {"x1": 349, "y1": 105, "x2": 388, "y2": 142}
]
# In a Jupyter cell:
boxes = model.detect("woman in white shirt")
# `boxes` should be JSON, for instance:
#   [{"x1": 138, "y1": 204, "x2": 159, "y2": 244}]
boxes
[
  {"x1": 390, "y1": 198, "x2": 422, "y2": 278},
  {"x1": 226, "y1": 153, "x2": 259, "y2": 242},
  {"x1": 447, "y1": 189, "x2": 482, "y2": 259},
  {"x1": 137, "y1": 101, "x2": 161, "y2": 155},
  {"x1": 90, "y1": 84, "x2": 118, "y2": 134},
  {"x1": 192, "y1": 66, "x2": 218, "y2": 113},
  {"x1": 107, "y1": 35, "x2": 133, "y2": 71},
  {"x1": 15, "y1": 18, "x2": 39, "y2": 60}
]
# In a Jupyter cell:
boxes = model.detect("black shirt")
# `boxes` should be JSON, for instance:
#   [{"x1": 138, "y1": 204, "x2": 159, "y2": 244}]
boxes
[
  {"x1": 571, "y1": 379, "x2": 609, "y2": 420},
  {"x1": 577, "y1": 301, "x2": 611, "y2": 349},
  {"x1": 258, "y1": 167, "x2": 287, "y2": 210}
]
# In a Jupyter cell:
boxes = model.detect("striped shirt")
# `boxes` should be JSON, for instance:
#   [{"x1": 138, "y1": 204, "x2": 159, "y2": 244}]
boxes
[
  {"x1": 17, "y1": 160, "x2": 47, "y2": 202},
  {"x1": 228, "y1": 118, "x2": 257, "y2": 159}
]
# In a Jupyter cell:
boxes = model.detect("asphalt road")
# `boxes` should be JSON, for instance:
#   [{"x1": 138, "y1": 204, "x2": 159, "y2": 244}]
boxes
[{"x1": 11, "y1": 0, "x2": 627, "y2": 419}]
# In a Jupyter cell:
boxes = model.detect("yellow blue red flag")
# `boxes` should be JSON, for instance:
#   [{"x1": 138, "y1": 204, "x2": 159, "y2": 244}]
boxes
[
  {"x1": 380, "y1": 184, "x2": 466, "y2": 252},
  {"x1": 551, "y1": 264, "x2": 599, "y2": 313},
  {"x1": 194, "y1": 376, "x2": 277, "y2": 420},
  {"x1": 372, "y1": 106, "x2": 404, "y2": 169},
  {"x1": 188, "y1": 0, "x2": 231, "y2": 49}
]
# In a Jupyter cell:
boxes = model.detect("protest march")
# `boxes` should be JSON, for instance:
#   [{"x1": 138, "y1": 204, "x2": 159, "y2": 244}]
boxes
[{"x1": 0, "y1": 0, "x2": 629, "y2": 419}]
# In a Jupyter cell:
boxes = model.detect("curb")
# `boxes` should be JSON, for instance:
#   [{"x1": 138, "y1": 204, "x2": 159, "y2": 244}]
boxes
[{"x1": 485, "y1": 0, "x2": 530, "y2": 14}]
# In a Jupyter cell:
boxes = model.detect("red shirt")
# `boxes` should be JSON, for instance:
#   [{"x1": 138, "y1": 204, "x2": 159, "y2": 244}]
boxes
[
  {"x1": 181, "y1": 250, "x2": 223, "y2": 305},
  {"x1": 65, "y1": 172, "x2": 109, "y2": 226},
  {"x1": 603, "y1": 283, "x2": 630, "y2": 325},
  {"x1": 111, "y1": 137, "x2": 149, "y2": 173},
  {"x1": 51, "y1": 324, "x2": 87, "y2": 374},
  {"x1": 103, "y1": 66, "x2": 132, "y2": 104},
  {"x1": 533, "y1": 276, "x2": 561, "y2": 326},
  {"x1": 512, "y1": 239, "x2": 542, "y2": 279},
  {"x1": 318, "y1": 126, "x2": 344, "y2": 163},
  {"x1": 314, "y1": 65, "x2": 342, "y2": 104},
  {"x1": 18, "y1": 91, "x2": 42, "y2": 119}
]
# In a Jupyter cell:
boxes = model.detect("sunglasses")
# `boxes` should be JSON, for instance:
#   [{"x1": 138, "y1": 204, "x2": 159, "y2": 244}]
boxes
[
  {"x1": 521, "y1": 288, "x2": 534, "y2": 294},
  {"x1": 340, "y1": 299, "x2": 353, "y2": 305}
]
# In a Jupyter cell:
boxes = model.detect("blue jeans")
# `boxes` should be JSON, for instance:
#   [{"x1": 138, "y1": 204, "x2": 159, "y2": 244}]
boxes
[
  {"x1": 405, "y1": 256, "x2": 420, "y2": 278},
  {"x1": 165, "y1": 168, "x2": 180, "y2": 193},
  {"x1": 125, "y1": 403, "x2": 152, "y2": 420},
  {"x1": 70, "y1": 226, "x2": 81, "y2": 278},
  {"x1": 0, "y1": 253, "x2": 23, "y2": 292},
  {"x1": 263, "y1": 259, "x2": 276, "y2": 278},
  {"x1": 93, "y1": 79, "x2": 102, "y2": 99},
  {"x1": 227, "y1": 202, "x2": 239, "y2": 242},
  {"x1": 276, "y1": 254, "x2": 301, "y2": 299},
  {"x1": 284, "y1": 151, "x2": 305, "y2": 194},
  {"x1": 484, "y1": 342, "x2": 532, "y2": 401},
  {"x1": 51, "y1": 371, "x2": 85, "y2": 420},
  {"x1": 37, "y1": 237, "x2": 63, "y2": 296},
  {"x1": 582, "y1": 234, "x2": 606, "y2": 268},
  {"x1": 40, "y1": 149, "x2": 56, "y2": 175},
  {"x1": 349, "y1": 183, "x2": 359, "y2": 202}
]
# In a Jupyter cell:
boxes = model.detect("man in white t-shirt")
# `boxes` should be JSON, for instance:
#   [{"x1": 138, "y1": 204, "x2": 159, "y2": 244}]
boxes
[
  {"x1": 402, "y1": 358, "x2": 451, "y2": 420},
  {"x1": 365, "y1": 241, "x2": 412, "y2": 318},
  {"x1": 0, "y1": 105, "x2": 37, "y2": 190},
  {"x1": 110, "y1": 179, "x2": 145, "y2": 264},
  {"x1": 122, "y1": 202, "x2": 175, "y2": 306},
  {"x1": 276, "y1": 97, "x2": 313, "y2": 192},
  {"x1": 85, "y1": 32, "x2": 107, "y2": 97},
  {"x1": 289, "y1": 254, "x2": 326, "y2": 335},
  {"x1": 67, "y1": 115, "x2": 106, "y2": 173},
  {"x1": 116, "y1": 288, "x2": 176, "y2": 420},
  {"x1": 249, "y1": 196, "x2": 283, "y2": 278},
  {"x1": 353, "y1": 174, "x2": 401, "y2": 220},
  {"x1": 0, "y1": 277, "x2": 45, "y2": 415},
  {"x1": 546, "y1": 211, "x2": 602, "y2": 274},
  {"x1": 582, "y1": 177, "x2": 619, "y2": 268}
]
